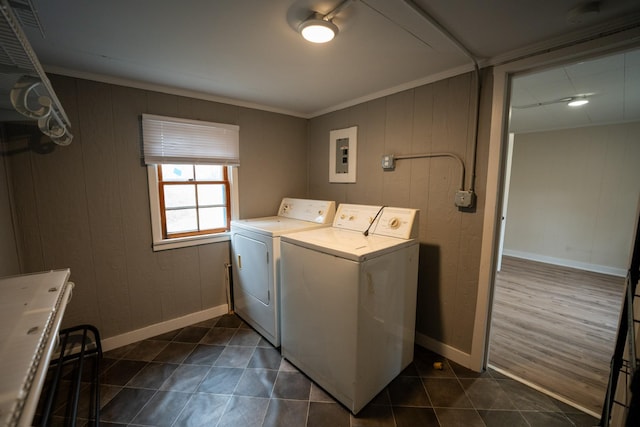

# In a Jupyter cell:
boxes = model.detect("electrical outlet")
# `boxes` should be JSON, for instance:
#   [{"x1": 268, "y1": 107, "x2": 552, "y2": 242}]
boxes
[
  {"x1": 455, "y1": 190, "x2": 475, "y2": 208},
  {"x1": 381, "y1": 154, "x2": 395, "y2": 171}
]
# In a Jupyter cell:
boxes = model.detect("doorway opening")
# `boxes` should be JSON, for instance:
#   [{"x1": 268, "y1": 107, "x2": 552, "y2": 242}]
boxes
[{"x1": 486, "y1": 48, "x2": 640, "y2": 416}]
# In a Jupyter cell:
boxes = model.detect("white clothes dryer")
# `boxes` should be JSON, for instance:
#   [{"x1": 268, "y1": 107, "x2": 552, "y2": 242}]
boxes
[
  {"x1": 280, "y1": 204, "x2": 419, "y2": 414},
  {"x1": 230, "y1": 198, "x2": 335, "y2": 347}
]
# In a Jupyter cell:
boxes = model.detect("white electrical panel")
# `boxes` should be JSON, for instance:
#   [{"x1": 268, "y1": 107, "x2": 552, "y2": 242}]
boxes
[{"x1": 329, "y1": 126, "x2": 357, "y2": 183}]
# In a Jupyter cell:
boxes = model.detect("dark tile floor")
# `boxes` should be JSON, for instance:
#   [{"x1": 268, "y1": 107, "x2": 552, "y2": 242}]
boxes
[{"x1": 41, "y1": 313, "x2": 600, "y2": 426}]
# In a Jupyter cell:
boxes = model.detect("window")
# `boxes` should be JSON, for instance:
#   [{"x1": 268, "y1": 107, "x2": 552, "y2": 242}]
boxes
[
  {"x1": 142, "y1": 114, "x2": 240, "y2": 251},
  {"x1": 157, "y1": 164, "x2": 230, "y2": 238}
]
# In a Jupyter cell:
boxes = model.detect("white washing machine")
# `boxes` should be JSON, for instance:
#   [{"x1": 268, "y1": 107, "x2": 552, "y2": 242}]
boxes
[
  {"x1": 280, "y1": 204, "x2": 419, "y2": 414},
  {"x1": 231, "y1": 198, "x2": 335, "y2": 347}
]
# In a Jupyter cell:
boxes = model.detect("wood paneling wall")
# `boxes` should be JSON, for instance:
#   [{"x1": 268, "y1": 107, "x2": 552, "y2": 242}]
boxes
[
  {"x1": 6, "y1": 75, "x2": 308, "y2": 338},
  {"x1": 0, "y1": 151, "x2": 19, "y2": 277},
  {"x1": 307, "y1": 71, "x2": 492, "y2": 353},
  {"x1": 4, "y1": 70, "x2": 493, "y2": 358}
]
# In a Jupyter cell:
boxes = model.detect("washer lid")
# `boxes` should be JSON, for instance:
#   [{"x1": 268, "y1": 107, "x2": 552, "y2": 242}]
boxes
[
  {"x1": 281, "y1": 227, "x2": 417, "y2": 262},
  {"x1": 231, "y1": 217, "x2": 331, "y2": 237}
]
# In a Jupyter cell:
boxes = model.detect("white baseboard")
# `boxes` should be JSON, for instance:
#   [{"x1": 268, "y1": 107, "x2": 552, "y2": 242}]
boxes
[
  {"x1": 502, "y1": 249, "x2": 626, "y2": 277},
  {"x1": 415, "y1": 331, "x2": 475, "y2": 371},
  {"x1": 488, "y1": 364, "x2": 600, "y2": 418},
  {"x1": 101, "y1": 304, "x2": 229, "y2": 352}
]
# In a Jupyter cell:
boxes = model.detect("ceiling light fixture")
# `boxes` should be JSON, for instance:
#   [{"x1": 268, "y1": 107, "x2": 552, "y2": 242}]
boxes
[
  {"x1": 567, "y1": 96, "x2": 589, "y2": 107},
  {"x1": 298, "y1": 0, "x2": 355, "y2": 44},
  {"x1": 512, "y1": 95, "x2": 591, "y2": 109},
  {"x1": 299, "y1": 15, "x2": 338, "y2": 43}
]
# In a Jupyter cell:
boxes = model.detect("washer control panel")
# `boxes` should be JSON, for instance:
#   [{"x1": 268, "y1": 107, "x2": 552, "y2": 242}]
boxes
[
  {"x1": 374, "y1": 207, "x2": 419, "y2": 239},
  {"x1": 333, "y1": 204, "x2": 384, "y2": 232},
  {"x1": 333, "y1": 204, "x2": 419, "y2": 239},
  {"x1": 278, "y1": 198, "x2": 336, "y2": 224}
]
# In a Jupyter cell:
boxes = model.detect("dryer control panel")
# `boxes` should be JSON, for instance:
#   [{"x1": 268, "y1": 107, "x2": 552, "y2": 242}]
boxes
[{"x1": 278, "y1": 198, "x2": 336, "y2": 224}]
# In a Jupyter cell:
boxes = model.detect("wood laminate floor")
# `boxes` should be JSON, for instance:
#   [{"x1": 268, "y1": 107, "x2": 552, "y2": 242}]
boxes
[{"x1": 488, "y1": 256, "x2": 626, "y2": 416}]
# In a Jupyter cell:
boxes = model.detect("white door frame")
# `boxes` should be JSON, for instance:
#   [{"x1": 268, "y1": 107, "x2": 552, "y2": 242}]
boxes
[
  {"x1": 467, "y1": 29, "x2": 640, "y2": 371},
  {"x1": 496, "y1": 133, "x2": 514, "y2": 272}
]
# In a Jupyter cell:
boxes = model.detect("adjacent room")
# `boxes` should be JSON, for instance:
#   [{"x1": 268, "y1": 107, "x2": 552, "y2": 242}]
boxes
[{"x1": 488, "y1": 49, "x2": 640, "y2": 416}]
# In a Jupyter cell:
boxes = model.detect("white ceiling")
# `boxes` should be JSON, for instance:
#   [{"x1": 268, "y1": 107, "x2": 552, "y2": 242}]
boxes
[
  {"x1": 3, "y1": 0, "x2": 640, "y2": 132},
  {"x1": 509, "y1": 48, "x2": 640, "y2": 133}
]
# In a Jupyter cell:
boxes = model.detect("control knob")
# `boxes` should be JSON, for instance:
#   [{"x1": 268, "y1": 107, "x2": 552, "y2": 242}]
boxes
[{"x1": 388, "y1": 217, "x2": 401, "y2": 229}]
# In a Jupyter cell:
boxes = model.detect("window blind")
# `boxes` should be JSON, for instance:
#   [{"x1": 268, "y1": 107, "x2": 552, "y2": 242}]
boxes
[{"x1": 142, "y1": 114, "x2": 240, "y2": 165}]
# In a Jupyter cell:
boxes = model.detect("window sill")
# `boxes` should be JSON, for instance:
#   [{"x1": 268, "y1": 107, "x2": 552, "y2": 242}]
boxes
[{"x1": 152, "y1": 232, "x2": 230, "y2": 252}]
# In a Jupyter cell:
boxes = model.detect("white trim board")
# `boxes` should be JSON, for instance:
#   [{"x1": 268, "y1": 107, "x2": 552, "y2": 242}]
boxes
[
  {"x1": 415, "y1": 332, "x2": 474, "y2": 371},
  {"x1": 502, "y1": 250, "x2": 627, "y2": 277},
  {"x1": 488, "y1": 365, "x2": 600, "y2": 418},
  {"x1": 101, "y1": 304, "x2": 229, "y2": 352}
]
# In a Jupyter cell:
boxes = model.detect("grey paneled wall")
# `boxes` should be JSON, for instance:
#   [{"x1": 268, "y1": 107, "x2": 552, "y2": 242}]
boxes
[
  {"x1": 237, "y1": 107, "x2": 308, "y2": 218},
  {"x1": 307, "y1": 72, "x2": 492, "y2": 353},
  {"x1": 0, "y1": 154, "x2": 19, "y2": 277},
  {"x1": 7, "y1": 75, "x2": 308, "y2": 339},
  {"x1": 5, "y1": 70, "x2": 491, "y2": 355}
]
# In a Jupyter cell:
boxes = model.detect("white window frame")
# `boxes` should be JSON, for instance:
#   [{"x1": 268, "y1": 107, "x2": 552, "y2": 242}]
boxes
[{"x1": 147, "y1": 165, "x2": 239, "y2": 251}]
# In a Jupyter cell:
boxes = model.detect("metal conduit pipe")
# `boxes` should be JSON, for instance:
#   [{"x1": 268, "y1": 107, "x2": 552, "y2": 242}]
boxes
[
  {"x1": 323, "y1": 0, "x2": 357, "y2": 21},
  {"x1": 394, "y1": 152, "x2": 466, "y2": 191},
  {"x1": 399, "y1": 0, "x2": 482, "y2": 193}
]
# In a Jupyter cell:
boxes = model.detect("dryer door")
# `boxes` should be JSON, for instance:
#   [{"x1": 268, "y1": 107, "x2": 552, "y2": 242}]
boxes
[{"x1": 232, "y1": 233, "x2": 271, "y2": 304}]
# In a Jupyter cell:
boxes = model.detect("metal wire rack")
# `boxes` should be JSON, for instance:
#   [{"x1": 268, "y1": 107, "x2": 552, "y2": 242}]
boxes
[{"x1": 0, "y1": 0, "x2": 72, "y2": 145}]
